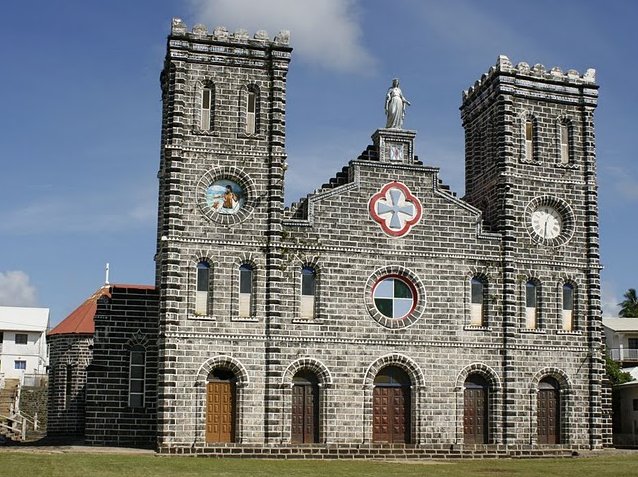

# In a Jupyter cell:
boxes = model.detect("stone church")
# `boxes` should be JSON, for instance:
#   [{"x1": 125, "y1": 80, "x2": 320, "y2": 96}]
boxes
[{"x1": 47, "y1": 18, "x2": 611, "y2": 456}]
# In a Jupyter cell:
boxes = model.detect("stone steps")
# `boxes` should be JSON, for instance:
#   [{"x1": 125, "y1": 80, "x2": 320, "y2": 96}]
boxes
[{"x1": 157, "y1": 444, "x2": 578, "y2": 459}]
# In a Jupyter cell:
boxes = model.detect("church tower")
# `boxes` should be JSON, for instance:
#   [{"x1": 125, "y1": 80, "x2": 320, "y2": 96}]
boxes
[
  {"x1": 154, "y1": 19, "x2": 291, "y2": 446},
  {"x1": 461, "y1": 56, "x2": 607, "y2": 446}
]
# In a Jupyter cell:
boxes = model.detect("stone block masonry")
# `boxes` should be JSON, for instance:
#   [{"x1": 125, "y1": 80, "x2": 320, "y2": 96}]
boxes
[{"x1": 47, "y1": 18, "x2": 611, "y2": 456}]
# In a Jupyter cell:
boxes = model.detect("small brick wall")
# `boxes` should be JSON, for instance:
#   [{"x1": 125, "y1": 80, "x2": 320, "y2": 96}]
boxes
[{"x1": 85, "y1": 285, "x2": 159, "y2": 448}]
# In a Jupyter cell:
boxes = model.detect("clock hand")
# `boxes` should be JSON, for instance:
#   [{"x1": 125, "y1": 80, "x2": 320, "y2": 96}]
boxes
[{"x1": 544, "y1": 217, "x2": 548, "y2": 237}]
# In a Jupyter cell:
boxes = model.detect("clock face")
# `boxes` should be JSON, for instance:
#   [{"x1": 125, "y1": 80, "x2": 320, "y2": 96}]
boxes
[{"x1": 531, "y1": 206, "x2": 562, "y2": 239}]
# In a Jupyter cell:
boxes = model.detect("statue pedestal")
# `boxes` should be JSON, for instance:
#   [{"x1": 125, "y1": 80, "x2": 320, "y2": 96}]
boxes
[{"x1": 372, "y1": 128, "x2": 417, "y2": 165}]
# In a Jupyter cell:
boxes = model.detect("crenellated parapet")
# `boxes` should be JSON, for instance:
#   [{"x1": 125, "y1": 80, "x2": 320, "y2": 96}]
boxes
[
  {"x1": 463, "y1": 55, "x2": 597, "y2": 102},
  {"x1": 170, "y1": 17, "x2": 291, "y2": 48}
]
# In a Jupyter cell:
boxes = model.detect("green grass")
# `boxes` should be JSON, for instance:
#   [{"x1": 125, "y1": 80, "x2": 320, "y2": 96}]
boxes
[{"x1": 1, "y1": 452, "x2": 638, "y2": 477}]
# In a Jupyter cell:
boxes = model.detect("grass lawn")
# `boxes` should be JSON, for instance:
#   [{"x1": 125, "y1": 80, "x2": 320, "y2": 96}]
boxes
[{"x1": 1, "y1": 452, "x2": 638, "y2": 477}]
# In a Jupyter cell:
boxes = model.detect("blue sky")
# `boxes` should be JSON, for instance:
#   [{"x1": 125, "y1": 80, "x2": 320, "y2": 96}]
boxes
[{"x1": 1, "y1": 0, "x2": 636, "y2": 326}]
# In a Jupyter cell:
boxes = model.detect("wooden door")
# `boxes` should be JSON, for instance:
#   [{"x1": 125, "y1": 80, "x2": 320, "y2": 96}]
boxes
[
  {"x1": 291, "y1": 383, "x2": 318, "y2": 443},
  {"x1": 373, "y1": 386, "x2": 410, "y2": 443},
  {"x1": 537, "y1": 387, "x2": 560, "y2": 444},
  {"x1": 206, "y1": 381, "x2": 234, "y2": 443},
  {"x1": 464, "y1": 386, "x2": 488, "y2": 444}
]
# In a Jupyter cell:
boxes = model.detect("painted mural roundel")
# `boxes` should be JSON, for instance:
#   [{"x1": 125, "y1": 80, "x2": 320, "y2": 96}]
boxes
[
  {"x1": 197, "y1": 165, "x2": 256, "y2": 225},
  {"x1": 205, "y1": 179, "x2": 245, "y2": 215}
]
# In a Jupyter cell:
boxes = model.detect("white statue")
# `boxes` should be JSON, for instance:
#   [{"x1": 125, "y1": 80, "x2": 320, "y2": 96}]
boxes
[{"x1": 385, "y1": 78, "x2": 410, "y2": 129}]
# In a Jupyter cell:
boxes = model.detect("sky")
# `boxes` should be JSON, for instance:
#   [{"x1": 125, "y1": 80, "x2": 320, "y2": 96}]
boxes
[{"x1": 1, "y1": 0, "x2": 637, "y2": 327}]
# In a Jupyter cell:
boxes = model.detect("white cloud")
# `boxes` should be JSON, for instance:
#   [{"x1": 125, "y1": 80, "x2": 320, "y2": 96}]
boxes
[
  {"x1": 602, "y1": 165, "x2": 638, "y2": 202},
  {"x1": 188, "y1": 0, "x2": 374, "y2": 73},
  {"x1": 601, "y1": 283, "x2": 620, "y2": 317},
  {"x1": 0, "y1": 271, "x2": 38, "y2": 307},
  {"x1": 0, "y1": 183, "x2": 156, "y2": 236}
]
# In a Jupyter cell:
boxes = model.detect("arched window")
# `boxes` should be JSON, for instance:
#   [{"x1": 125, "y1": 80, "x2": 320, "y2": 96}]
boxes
[
  {"x1": 246, "y1": 89, "x2": 257, "y2": 134},
  {"x1": 559, "y1": 123, "x2": 570, "y2": 164},
  {"x1": 525, "y1": 120, "x2": 534, "y2": 161},
  {"x1": 129, "y1": 345, "x2": 146, "y2": 408},
  {"x1": 201, "y1": 84, "x2": 214, "y2": 131},
  {"x1": 196, "y1": 261, "x2": 211, "y2": 316},
  {"x1": 470, "y1": 277, "x2": 486, "y2": 326},
  {"x1": 562, "y1": 283, "x2": 574, "y2": 331},
  {"x1": 526, "y1": 280, "x2": 538, "y2": 329},
  {"x1": 239, "y1": 264, "x2": 253, "y2": 318},
  {"x1": 300, "y1": 267, "x2": 316, "y2": 319}
]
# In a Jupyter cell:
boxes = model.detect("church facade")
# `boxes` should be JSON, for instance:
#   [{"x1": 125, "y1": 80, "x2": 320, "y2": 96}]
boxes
[{"x1": 47, "y1": 18, "x2": 611, "y2": 455}]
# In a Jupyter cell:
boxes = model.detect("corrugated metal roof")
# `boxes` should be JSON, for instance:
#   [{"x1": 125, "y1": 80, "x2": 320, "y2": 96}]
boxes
[
  {"x1": 47, "y1": 287, "x2": 108, "y2": 335},
  {"x1": 48, "y1": 284, "x2": 155, "y2": 336}
]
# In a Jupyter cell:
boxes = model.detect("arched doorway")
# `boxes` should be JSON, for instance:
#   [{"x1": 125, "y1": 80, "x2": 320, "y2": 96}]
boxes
[
  {"x1": 537, "y1": 377, "x2": 561, "y2": 444},
  {"x1": 291, "y1": 370, "x2": 320, "y2": 443},
  {"x1": 464, "y1": 374, "x2": 489, "y2": 444},
  {"x1": 373, "y1": 366, "x2": 411, "y2": 443},
  {"x1": 206, "y1": 368, "x2": 236, "y2": 443}
]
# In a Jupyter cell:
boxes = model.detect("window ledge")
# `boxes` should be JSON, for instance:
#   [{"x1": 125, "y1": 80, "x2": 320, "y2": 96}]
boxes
[
  {"x1": 555, "y1": 163, "x2": 579, "y2": 170},
  {"x1": 292, "y1": 318, "x2": 322, "y2": 324},
  {"x1": 520, "y1": 328, "x2": 546, "y2": 334},
  {"x1": 238, "y1": 133, "x2": 266, "y2": 140},
  {"x1": 192, "y1": 128, "x2": 217, "y2": 136},
  {"x1": 189, "y1": 314, "x2": 217, "y2": 321},
  {"x1": 232, "y1": 317, "x2": 259, "y2": 322},
  {"x1": 557, "y1": 330, "x2": 582, "y2": 335},
  {"x1": 519, "y1": 158, "x2": 538, "y2": 165},
  {"x1": 464, "y1": 325, "x2": 492, "y2": 332}
]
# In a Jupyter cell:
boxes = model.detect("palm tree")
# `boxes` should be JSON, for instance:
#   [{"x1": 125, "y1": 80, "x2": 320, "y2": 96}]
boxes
[{"x1": 618, "y1": 288, "x2": 638, "y2": 317}]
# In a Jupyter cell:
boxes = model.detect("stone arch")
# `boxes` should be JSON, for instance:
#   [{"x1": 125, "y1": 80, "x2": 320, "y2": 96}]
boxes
[
  {"x1": 363, "y1": 354, "x2": 424, "y2": 444},
  {"x1": 125, "y1": 329, "x2": 150, "y2": 349},
  {"x1": 194, "y1": 355, "x2": 250, "y2": 444},
  {"x1": 196, "y1": 355, "x2": 250, "y2": 386},
  {"x1": 530, "y1": 367, "x2": 572, "y2": 445},
  {"x1": 280, "y1": 358, "x2": 332, "y2": 444},
  {"x1": 531, "y1": 367, "x2": 572, "y2": 392},
  {"x1": 281, "y1": 357, "x2": 333, "y2": 387},
  {"x1": 363, "y1": 353, "x2": 425, "y2": 388},
  {"x1": 233, "y1": 252, "x2": 261, "y2": 270},
  {"x1": 455, "y1": 363, "x2": 502, "y2": 445},
  {"x1": 455, "y1": 362, "x2": 502, "y2": 391}
]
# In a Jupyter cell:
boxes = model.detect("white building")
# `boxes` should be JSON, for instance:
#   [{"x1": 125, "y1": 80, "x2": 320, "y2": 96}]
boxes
[
  {"x1": 0, "y1": 306, "x2": 49, "y2": 384},
  {"x1": 603, "y1": 317, "x2": 638, "y2": 366}
]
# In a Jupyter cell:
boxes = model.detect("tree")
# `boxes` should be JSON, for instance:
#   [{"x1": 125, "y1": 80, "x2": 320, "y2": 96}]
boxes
[
  {"x1": 605, "y1": 353, "x2": 633, "y2": 385},
  {"x1": 618, "y1": 288, "x2": 638, "y2": 317}
]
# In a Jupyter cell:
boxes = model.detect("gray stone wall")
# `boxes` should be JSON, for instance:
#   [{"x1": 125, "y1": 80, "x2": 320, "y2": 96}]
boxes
[
  {"x1": 151, "y1": 20, "x2": 607, "y2": 452},
  {"x1": 155, "y1": 19, "x2": 291, "y2": 448},
  {"x1": 84, "y1": 286, "x2": 158, "y2": 447},
  {"x1": 460, "y1": 56, "x2": 605, "y2": 446},
  {"x1": 46, "y1": 334, "x2": 93, "y2": 436}
]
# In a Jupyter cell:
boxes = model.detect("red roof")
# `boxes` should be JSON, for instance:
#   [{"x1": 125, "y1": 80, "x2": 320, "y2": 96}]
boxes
[{"x1": 48, "y1": 284, "x2": 155, "y2": 336}]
